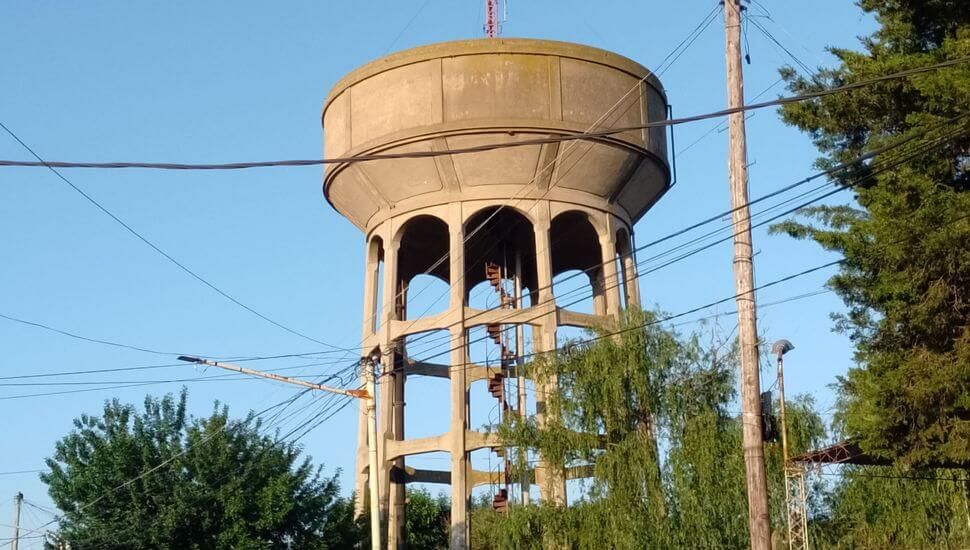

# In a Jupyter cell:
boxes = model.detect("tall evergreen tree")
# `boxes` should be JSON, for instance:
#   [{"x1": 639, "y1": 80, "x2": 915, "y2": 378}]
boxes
[{"x1": 774, "y1": 0, "x2": 970, "y2": 466}]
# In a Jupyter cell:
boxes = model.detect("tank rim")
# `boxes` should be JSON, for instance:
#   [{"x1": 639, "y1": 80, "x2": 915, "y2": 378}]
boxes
[{"x1": 322, "y1": 37, "x2": 665, "y2": 121}]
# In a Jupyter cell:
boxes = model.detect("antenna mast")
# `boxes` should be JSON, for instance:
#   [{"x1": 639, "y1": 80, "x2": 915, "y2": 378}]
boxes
[{"x1": 484, "y1": 0, "x2": 500, "y2": 37}]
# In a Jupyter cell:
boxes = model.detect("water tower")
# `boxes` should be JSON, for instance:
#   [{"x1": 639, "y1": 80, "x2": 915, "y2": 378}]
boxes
[{"x1": 322, "y1": 38, "x2": 669, "y2": 549}]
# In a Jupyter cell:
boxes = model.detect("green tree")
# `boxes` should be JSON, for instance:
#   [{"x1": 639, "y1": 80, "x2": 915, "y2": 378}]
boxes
[
  {"x1": 405, "y1": 489, "x2": 450, "y2": 549},
  {"x1": 774, "y1": 0, "x2": 970, "y2": 466},
  {"x1": 809, "y1": 467, "x2": 970, "y2": 548},
  {"x1": 471, "y1": 311, "x2": 825, "y2": 549},
  {"x1": 42, "y1": 390, "x2": 352, "y2": 549}
]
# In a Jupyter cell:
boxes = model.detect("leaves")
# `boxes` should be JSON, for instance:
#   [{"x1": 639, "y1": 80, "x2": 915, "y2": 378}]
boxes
[
  {"x1": 776, "y1": 0, "x2": 970, "y2": 466},
  {"x1": 42, "y1": 390, "x2": 348, "y2": 549},
  {"x1": 475, "y1": 311, "x2": 826, "y2": 549}
]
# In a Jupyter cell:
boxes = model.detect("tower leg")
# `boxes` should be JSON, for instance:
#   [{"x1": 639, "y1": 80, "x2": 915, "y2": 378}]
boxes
[{"x1": 388, "y1": 350, "x2": 407, "y2": 550}]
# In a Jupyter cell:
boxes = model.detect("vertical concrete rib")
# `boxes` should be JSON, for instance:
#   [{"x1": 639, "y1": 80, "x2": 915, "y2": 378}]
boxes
[
  {"x1": 355, "y1": 235, "x2": 380, "y2": 516},
  {"x1": 599, "y1": 215, "x2": 623, "y2": 318},
  {"x1": 531, "y1": 201, "x2": 565, "y2": 504},
  {"x1": 448, "y1": 202, "x2": 469, "y2": 549},
  {"x1": 379, "y1": 238, "x2": 400, "y2": 541}
]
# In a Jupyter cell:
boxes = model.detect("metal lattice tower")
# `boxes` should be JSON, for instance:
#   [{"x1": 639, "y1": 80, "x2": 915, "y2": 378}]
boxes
[
  {"x1": 786, "y1": 466, "x2": 809, "y2": 549},
  {"x1": 321, "y1": 39, "x2": 670, "y2": 550},
  {"x1": 484, "y1": 0, "x2": 500, "y2": 38}
]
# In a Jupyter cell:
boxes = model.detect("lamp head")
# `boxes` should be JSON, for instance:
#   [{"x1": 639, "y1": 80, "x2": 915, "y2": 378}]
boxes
[{"x1": 771, "y1": 339, "x2": 794, "y2": 356}]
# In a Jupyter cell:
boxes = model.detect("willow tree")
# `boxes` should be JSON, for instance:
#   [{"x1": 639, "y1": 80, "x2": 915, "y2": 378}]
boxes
[{"x1": 471, "y1": 310, "x2": 825, "y2": 549}]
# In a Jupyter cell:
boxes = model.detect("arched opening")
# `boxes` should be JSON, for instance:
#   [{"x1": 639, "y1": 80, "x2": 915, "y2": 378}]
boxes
[
  {"x1": 366, "y1": 236, "x2": 385, "y2": 334},
  {"x1": 463, "y1": 207, "x2": 537, "y2": 306},
  {"x1": 396, "y1": 215, "x2": 450, "y2": 321},
  {"x1": 550, "y1": 211, "x2": 604, "y2": 316},
  {"x1": 406, "y1": 274, "x2": 450, "y2": 320}
]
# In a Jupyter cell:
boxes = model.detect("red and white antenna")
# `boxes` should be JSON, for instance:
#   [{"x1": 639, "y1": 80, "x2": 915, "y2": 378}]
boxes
[{"x1": 484, "y1": 0, "x2": 500, "y2": 37}]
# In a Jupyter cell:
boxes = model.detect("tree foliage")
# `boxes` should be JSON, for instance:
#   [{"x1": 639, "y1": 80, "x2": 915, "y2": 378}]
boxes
[
  {"x1": 810, "y1": 466, "x2": 970, "y2": 548},
  {"x1": 471, "y1": 310, "x2": 825, "y2": 549},
  {"x1": 42, "y1": 390, "x2": 349, "y2": 549},
  {"x1": 468, "y1": 311, "x2": 970, "y2": 548},
  {"x1": 773, "y1": 0, "x2": 970, "y2": 466}
]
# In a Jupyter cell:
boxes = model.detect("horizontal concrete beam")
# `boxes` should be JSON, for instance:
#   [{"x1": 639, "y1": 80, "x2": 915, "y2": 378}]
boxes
[
  {"x1": 402, "y1": 360, "x2": 451, "y2": 379},
  {"x1": 557, "y1": 308, "x2": 612, "y2": 329},
  {"x1": 465, "y1": 430, "x2": 498, "y2": 452},
  {"x1": 468, "y1": 469, "x2": 503, "y2": 490},
  {"x1": 386, "y1": 435, "x2": 448, "y2": 460},
  {"x1": 463, "y1": 303, "x2": 555, "y2": 328},
  {"x1": 402, "y1": 360, "x2": 494, "y2": 386},
  {"x1": 389, "y1": 309, "x2": 459, "y2": 340},
  {"x1": 393, "y1": 466, "x2": 452, "y2": 485}
]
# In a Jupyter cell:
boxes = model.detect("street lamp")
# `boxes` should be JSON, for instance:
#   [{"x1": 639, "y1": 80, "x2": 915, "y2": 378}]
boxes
[
  {"x1": 771, "y1": 339, "x2": 794, "y2": 464},
  {"x1": 771, "y1": 339, "x2": 808, "y2": 550}
]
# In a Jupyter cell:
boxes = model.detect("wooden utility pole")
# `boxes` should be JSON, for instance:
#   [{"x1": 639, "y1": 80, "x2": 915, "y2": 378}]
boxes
[
  {"x1": 723, "y1": 0, "x2": 772, "y2": 547},
  {"x1": 11, "y1": 492, "x2": 23, "y2": 550}
]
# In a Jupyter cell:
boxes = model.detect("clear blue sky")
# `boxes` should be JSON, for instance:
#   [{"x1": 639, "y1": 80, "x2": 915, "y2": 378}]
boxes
[{"x1": 0, "y1": 0, "x2": 876, "y2": 539}]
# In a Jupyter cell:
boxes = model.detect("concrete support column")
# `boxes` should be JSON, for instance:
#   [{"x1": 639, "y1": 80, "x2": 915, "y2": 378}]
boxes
[
  {"x1": 623, "y1": 229, "x2": 642, "y2": 308},
  {"x1": 599, "y1": 215, "x2": 623, "y2": 318},
  {"x1": 447, "y1": 202, "x2": 469, "y2": 549},
  {"x1": 357, "y1": 229, "x2": 387, "y2": 517},
  {"x1": 532, "y1": 201, "x2": 565, "y2": 505},
  {"x1": 379, "y1": 239, "x2": 401, "y2": 540},
  {"x1": 388, "y1": 346, "x2": 406, "y2": 550},
  {"x1": 591, "y1": 267, "x2": 608, "y2": 317}
]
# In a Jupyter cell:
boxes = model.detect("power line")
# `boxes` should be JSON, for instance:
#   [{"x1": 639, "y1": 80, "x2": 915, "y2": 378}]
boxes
[
  {"x1": 655, "y1": 4, "x2": 721, "y2": 76},
  {"x1": 0, "y1": 311, "x2": 237, "y2": 359},
  {"x1": 816, "y1": 471, "x2": 970, "y2": 484},
  {"x1": 349, "y1": 8, "x2": 731, "y2": 368},
  {"x1": 381, "y1": 4, "x2": 724, "y2": 339},
  {"x1": 402, "y1": 179, "x2": 970, "y2": 371},
  {"x1": 5, "y1": 44, "x2": 962, "y2": 381},
  {"x1": 0, "y1": 120, "x2": 353, "y2": 353},
  {"x1": 397, "y1": 118, "x2": 969, "y2": 358},
  {"x1": 0, "y1": 56, "x2": 965, "y2": 172},
  {"x1": 747, "y1": 16, "x2": 816, "y2": 77},
  {"x1": 677, "y1": 78, "x2": 784, "y2": 156},
  {"x1": 0, "y1": 354, "x2": 356, "y2": 382},
  {"x1": 15, "y1": 377, "x2": 358, "y2": 539}
]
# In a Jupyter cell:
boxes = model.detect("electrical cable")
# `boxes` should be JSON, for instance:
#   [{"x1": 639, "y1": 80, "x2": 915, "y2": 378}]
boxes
[
  {"x1": 0, "y1": 355, "x2": 357, "y2": 382},
  {"x1": 402, "y1": 111, "x2": 963, "y2": 355},
  {"x1": 402, "y1": 165, "x2": 970, "y2": 371},
  {"x1": 1, "y1": 56, "x2": 965, "y2": 171},
  {"x1": 747, "y1": 16, "x2": 816, "y2": 77},
  {"x1": 16, "y1": 382, "x2": 351, "y2": 539},
  {"x1": 395, "y1": 118, "x2": 969, "y2": 358},
  {"x1": 0, "y1": 311, "x2": 243, "y2": 359},
  {"x1": 3, "y1": 47, "x2": 959, "y2": 380},
  {"x1": 350, "y1": 8, "x2": 726, "y2": 365},
  {"x1": 0, "y1": 120, "x2": 354, "y2": 353},
  {"x1": 656, "y1": 6, "x2": 720, "y2": 76},
  {"x1": 676, "y1": 78, "x2": 784, "y2": 156}
]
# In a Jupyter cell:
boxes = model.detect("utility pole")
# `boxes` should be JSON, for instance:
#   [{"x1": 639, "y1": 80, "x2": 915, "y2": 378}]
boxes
[
  {"x1": 773, "y1": 340, "x2": 808, "y2": 550},
  {"x1": 177, "y1": 355, "x2": 380, "y2": 550},
  {"x1": 362, "y1": 356, "x2": 382, "y2": 550},
  {"x1": 723, "y1": 0, "x2": 772, "y2": 547},
  {"x1": 11, "y1": 492, "x2": 23, "y2": 550}
]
